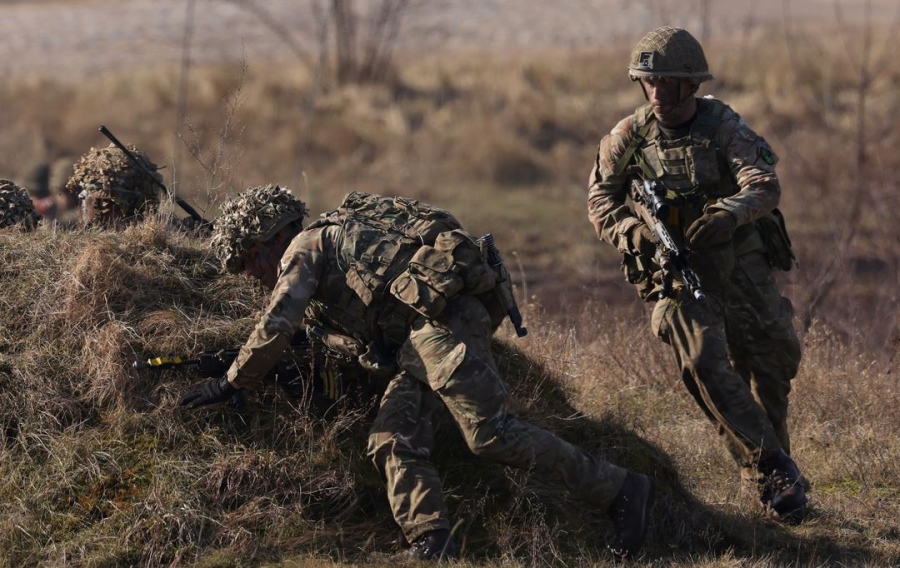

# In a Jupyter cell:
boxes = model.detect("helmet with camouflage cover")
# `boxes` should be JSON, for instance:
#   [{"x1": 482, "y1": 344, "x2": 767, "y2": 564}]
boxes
[
  {"x1": 210, "y1": 183, "x2": 308, "y2": 273},
  {"x1": 65, "y1": 143, "x2": 163, "y2": 224},
  {"x1": 628, "y1": 27, "x2": 713, "y2": 83},
  {"x1": 0, "y1": 179, "x2": 41, "y2": 230}
]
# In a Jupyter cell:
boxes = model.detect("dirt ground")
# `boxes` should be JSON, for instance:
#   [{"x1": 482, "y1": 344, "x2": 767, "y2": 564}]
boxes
[{"x1": 3, "y1": 0, "x2": 897, "y2": 81}]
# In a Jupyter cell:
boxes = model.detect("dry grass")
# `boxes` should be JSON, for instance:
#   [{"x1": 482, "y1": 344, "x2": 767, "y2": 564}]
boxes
[{"x1": 1, "y1": 20, "x2": 899, "y2": 567}]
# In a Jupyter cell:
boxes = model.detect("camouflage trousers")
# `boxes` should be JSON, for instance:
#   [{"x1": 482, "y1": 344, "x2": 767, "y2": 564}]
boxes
[
  {"x1": 650, "y1": 250, "x2": 801, "y2": 471},
  {"x1": 367, "y1": 295, "x2": 628, "y2": 542}
]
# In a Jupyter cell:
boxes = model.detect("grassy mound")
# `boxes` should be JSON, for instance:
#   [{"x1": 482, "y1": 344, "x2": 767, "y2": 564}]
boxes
[{"x1": 3, "y1": 220, "x2": 897, "y2": 567}]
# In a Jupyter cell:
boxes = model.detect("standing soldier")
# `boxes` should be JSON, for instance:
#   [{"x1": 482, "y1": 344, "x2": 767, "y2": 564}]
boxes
[
  {"x1": 65, "y1": 144, "x2": 162, "y2": 226},
  {"x1": 587, "y1": 27, "x2": 808, "y2": 523},
  {"x1": 180, "y1": 185, "x2": 655, "y2": 560}
]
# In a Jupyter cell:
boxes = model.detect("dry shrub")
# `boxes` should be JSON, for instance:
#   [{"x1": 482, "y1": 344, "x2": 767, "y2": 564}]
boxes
[{"x1": 79, "y1": 321, "x2": 132, "y2": 406}]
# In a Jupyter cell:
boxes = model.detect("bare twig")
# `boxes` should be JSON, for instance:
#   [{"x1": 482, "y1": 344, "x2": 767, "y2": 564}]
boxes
[
  {"x1": 291, "y1": 0, "x2": 334, "y2": 198},
  {"x1": 219, "y1": 0, "x2": 314, "y2": 69},
  {"x1": 178, "y1": 54, "x2": 249, "y2": 199},
  {"x1": 172, "y1": 0, "x2": 197, "y2": 199}
]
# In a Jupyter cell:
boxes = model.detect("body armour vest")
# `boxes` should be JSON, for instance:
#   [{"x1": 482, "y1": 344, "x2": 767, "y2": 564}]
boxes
[{"x1": 617, "y1": 97, "x2": 756, "y2": 248}]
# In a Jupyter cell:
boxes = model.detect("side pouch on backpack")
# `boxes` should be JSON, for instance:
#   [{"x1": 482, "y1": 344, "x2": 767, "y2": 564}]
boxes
[
  {"x1": 434, "y1": 229, "x2": 496, "y2": 295},
  {"x1": 390, "y1": 245, "x2": 464, "y2": 318},
  {"x1": 755, "y1": 208, "x2": 796, "y2": 271}
]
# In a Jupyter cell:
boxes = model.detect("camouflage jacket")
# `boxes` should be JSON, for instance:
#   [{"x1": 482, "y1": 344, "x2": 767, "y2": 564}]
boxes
[
  {"x1": 225, "y1": 213, "x2": 449, "y2": 390},
  {"x1": 587, "y1": 96, "x2": 781, "y2": 255},
  {"x1": 226, "y1": 223, "x2": 355, "y2": 388},
  {"x1": 225, "y1": 190, "x2": 508, "y2": 390}
]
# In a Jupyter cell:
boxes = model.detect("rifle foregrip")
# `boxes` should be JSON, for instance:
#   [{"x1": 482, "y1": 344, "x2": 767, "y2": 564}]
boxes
[{"x1": 509, "y1": 307, "x2": 528, "y2": 337}]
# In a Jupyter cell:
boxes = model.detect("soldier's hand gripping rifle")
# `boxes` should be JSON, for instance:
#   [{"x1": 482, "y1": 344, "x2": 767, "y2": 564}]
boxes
[
  {"x1": 631, "y1": 179, "x2": 706, "y2": 301},
  {"x1": 98, "y1": 125, "x2": 210, "y2": 229},
  {"x1": 133, "y1": 328, "x2": 346, "y2": 403},
  {"x1": 134, "y1": 349, "x2": 246, "y2": 407},
  {"x1": 133, "y1": 349, "x2": 238, "y2": 377},
  {"x1": 479, "y1": 233, "x2": 528, "y2": 337}
]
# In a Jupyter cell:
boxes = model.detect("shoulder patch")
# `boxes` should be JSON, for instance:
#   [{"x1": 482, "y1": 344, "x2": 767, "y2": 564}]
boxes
[{"x1": 759, "y1": 144, "x2": 776, "y2": 165}]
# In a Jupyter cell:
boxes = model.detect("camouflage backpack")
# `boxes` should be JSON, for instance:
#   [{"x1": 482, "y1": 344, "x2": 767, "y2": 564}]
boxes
[
  {"x1": 309, "y1": 191, "x2": 496, "y2": 318},
  {"x1": 0, "y1": 179, "x2": 41, "y2": 230}
]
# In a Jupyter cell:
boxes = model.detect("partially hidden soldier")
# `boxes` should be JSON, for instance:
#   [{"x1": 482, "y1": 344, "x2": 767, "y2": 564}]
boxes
[
  {"x1": 201, "y1": 183, "x2": 380, "y2": 407},
  {"x1": 20, "y1": 156, "x2": 79, "y2": 222},
  {"x1": 587, "y1": 26, "x2": 808, "y2": 523},
  {"x1": 179, "y1": 185, "x2": 655, "y2": 561},
  {"x1": 0, "y1": 179, "x2": 41, "y2": 231},
  {"x1": 65, "y1": 143, "x2": 162, "y2": 226}
]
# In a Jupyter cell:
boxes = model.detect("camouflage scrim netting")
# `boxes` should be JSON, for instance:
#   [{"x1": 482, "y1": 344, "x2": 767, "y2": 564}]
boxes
[
  {"x1": 65, "y1": 143, "x2": 163, "y2": 219},
  {"x1": 628, "y1": 26, "x2": 712, "y2": 82},
  {"x1": 210, "y1": 184, "x2": 308, "y2": 273},
  {"x1": 0, "y1": 179, "x2": 41, "y2": 230}
]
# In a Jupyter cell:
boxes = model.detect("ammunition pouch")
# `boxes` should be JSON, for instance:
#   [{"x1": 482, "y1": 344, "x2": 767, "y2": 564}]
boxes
[
  {"x1": 390, "y1": 230, "x2": 496, "y2": 318},
  {"x1": 754, "y1": 208, "x2": 795, "y2": 271}
]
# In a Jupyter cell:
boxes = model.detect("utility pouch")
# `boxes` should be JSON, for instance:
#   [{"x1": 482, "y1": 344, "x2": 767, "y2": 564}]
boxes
[
  {"x1": 391, "y1": 250, "x2": 463, "y2": 318},
  {"x1": 390, "y1": 230, "x2": 497, "y2": 318},
  {"x1": 686, "y1": 144, "x2": 722, "y2": 185},
  {"x1": 755, "y1": 208, "x2": 796, "y2": 271},
  {"x1": 434, "y1": 229, "x2": 496, "y2": 294},
  {"x1": 390, "y1": 245, "x2": 463, "y2": 318}
]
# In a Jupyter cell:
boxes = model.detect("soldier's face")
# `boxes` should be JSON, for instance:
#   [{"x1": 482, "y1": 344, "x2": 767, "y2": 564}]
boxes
[
  {"x1": 640, "y1": 76, "x2": 696, "y2": 125},
  {"x1": 242, "y1": 241, "x2": 281, "y2": 289}
]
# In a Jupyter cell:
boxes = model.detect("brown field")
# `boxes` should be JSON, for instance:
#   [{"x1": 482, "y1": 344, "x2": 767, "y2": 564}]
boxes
[{"x1": 1, "y1": 1, "x2": 899, "y2": 566}]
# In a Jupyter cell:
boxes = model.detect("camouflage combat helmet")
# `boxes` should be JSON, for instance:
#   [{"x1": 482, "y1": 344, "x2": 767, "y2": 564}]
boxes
[
  {"x1": 628, "y1": 27, "x2": 713, "y2": 82},
  {"x1": 210, "y1": 183, "x2": 308, "y2": 273},
  {"x1": 0, "y1": 179, "x2": 41, "y2": 230},
  {"x1": 65, "y1": 143, "x2": 163, "y2": 223}
]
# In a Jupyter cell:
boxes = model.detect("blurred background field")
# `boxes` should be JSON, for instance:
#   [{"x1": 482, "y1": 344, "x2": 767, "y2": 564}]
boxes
[{"x1": 1, "y1": 1, "x2": 899, "y2": 566}]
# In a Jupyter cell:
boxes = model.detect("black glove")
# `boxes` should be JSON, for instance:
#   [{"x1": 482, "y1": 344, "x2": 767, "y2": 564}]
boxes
[
  {"x1": 685, "y1": 210, "x2": 736, "y2": 249},
  {"x1": 629, "y1": 223, "x2": 657, "y2": 258},
  {"x1": 178, "y1": 376, "x2": 239, "y2": 409}
]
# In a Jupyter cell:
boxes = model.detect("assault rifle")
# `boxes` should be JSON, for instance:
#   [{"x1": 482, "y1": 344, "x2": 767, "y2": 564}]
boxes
[
  {"x1": 133, "y1": 349, "x2": 238, "y2": 376},
  {"x1": 133, "y1": 328, "x2": 345, "y2": 402},
  {"x1": 98, "y1": 125, "x2": 210, "y2": 229},
  {"x1": 631, "y1": 179, "x2": 706, "y2": 301},
  {"x1": 480, "y1": 233, "x2": 528, "y2": 337}
]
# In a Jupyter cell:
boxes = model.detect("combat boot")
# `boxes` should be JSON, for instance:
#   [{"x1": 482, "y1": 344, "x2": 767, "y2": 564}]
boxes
[
  {"x1": 606, "y1": 472, "x2": 655, "y2": 559},
  {"x1": 757, "y1": 449, "x2": 810, "y2": 524},
  {"x1": 402, "y1": 528, "x2": 458, "y2": 562}
]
